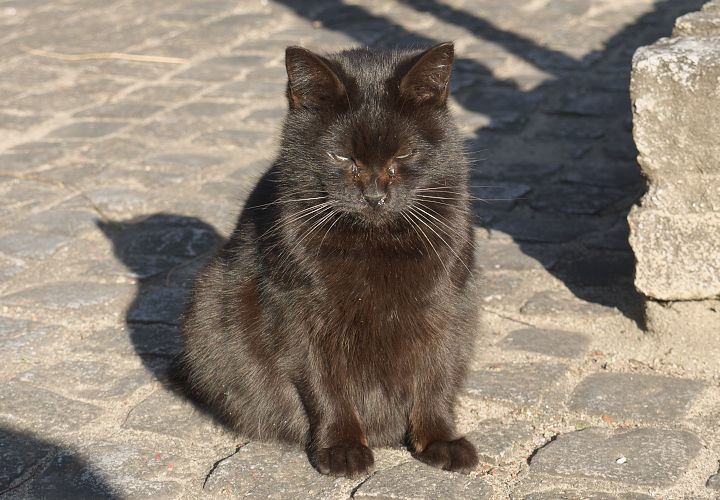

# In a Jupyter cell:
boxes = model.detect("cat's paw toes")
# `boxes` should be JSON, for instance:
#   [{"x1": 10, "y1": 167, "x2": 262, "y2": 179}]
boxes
[
  {"x1": 415, "y1": 437, "x2": 478, "y2": 474},
  {"x1": 313, "y1": 443, "x2": 375, "y2": 478}
]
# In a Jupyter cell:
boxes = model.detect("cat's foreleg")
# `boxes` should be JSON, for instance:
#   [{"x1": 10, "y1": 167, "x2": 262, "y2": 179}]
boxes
[
  {"x1": 295, "y1": 375, "x2": 375, "y2": 478},
  {"x1": 408, "y1": 375, "x2": 478, "y2": 474}
]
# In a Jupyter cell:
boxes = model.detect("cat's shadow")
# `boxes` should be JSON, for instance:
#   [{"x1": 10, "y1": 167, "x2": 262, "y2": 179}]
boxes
[{"x1": 97, "y1": 214, "x2": 225, "y2": 389}]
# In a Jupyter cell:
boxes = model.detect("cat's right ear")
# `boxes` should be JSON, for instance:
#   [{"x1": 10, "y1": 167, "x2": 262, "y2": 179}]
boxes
[{"x1": 285, "y1": 46, "x2": 346, "y2": 111}]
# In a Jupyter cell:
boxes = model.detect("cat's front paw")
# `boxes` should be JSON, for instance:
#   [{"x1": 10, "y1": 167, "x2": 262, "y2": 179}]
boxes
[
  {"x1": 414, "y1": 437, "x2": 478, "y2": 474},
  {"x1": 312, "y1": 443, "x2": 375, "y2": 478}
]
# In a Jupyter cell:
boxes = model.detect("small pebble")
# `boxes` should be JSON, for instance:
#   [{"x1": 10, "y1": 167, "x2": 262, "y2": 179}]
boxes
[{"x1": 615, "y1": 456, "x2": 627, "y2": 465}]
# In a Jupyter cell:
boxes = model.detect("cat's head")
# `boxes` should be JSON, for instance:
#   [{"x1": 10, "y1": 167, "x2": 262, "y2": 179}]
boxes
[{"x1": 278, "y1": 43, "x2": 466, "y2": 225}]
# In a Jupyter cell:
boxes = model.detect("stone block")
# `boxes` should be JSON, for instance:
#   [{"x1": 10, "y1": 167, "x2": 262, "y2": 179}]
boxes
[
  {"x1": 629, "y1": 210, "x2": 720, "y2": 300},
  {"x1": 529, "y1": 428, "x2": 702, "y2": 487},
  {"x1": 673, "y1": 11, "x2": 720, "y2": 36},
  {"x1": 630, "y1": 33, "x2": 720, "y2": 300},
  {"x1": 631, "y1": 37, "x2": 720, "y2": 211}
]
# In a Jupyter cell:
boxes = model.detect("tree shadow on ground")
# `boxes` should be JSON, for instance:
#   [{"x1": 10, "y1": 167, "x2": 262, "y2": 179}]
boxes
[
  {"x1": 0, "y1": 427, "x2": 113, "y2": 498},
  {"x1": 270, "y1": 0, "x2": 706, "y2": 326},
  {"x1": 97, "y1": 2, "x2": 707, "y2": 390}
]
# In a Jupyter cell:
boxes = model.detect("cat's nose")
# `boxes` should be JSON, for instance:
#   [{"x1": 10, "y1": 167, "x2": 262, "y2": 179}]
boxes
[{"x1": 363, "y1": 193, "x2": 386, "y2": 207}]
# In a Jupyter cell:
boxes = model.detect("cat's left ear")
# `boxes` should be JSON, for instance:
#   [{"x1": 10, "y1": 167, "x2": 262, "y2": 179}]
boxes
[{"x1": 400, "y1": 42, "x2": 454, "y2": 106}]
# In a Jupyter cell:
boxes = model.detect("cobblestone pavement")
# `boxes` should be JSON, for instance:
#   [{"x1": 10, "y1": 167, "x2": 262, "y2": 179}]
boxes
[{"x1": 1, "y1": 0, "x2": 718, "y2": 498}]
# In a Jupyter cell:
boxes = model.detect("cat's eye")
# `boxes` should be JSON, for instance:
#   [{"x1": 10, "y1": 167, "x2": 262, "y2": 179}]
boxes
[
  {"x1": 327, "y1": 152, "x2": 351, "y2": 162},
  {"x1": 388, "y1": 165, "x2": 396, "y2": 177},
  {"x1": 350, "y1": 164, "x2": 359, "y2": 177},
  {"x1": 395, "y1": 150, "x2": 414, "y2": 160}
]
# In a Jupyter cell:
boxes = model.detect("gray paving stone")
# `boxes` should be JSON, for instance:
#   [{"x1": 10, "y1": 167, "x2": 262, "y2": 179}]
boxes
[
  {"x1": 529, "y1": 428, "x2": 702, "y2": 487},
  {"x1": 208, "y1": 80, "x2": 285, "y2": 100},
  {"x1": 123, "y1": 389, "x2": 225, "y2": 442},
  {"x1": 354, "y1": 460, "x2": 493, "y2": 499},
  {"x1": 174, "y1": 101, "x2": 241, "y2": 117},
  {"x1": 245, "y1": 107, "x2": 286, "y2": 124},
  {"x1": 707, "y1": 469, "x2": 720, "y2": 490},
  {"x1": 12, "y1": 80, "x2": 126, "y2": 113},
  {"x1": 603, "y1": 135, "x2": 638, "y2": 162},
  {"x1": 530, "y1": 185, "x2": 629, "y2": 215},
  {"x1": 583, "y1": 221, "x2": 631, "y2": 251},
  {"x1": 472, "y1": 163, "x2": 562, "y2": 183},
  {"x1": 203, "y1": 442, "x2": 344, "y2": 497},
  {"x1": 490, "y1": 216, "x2": 594, "y2": 243},
  {"x1": 127, "y1": 286, "x2": 188, "y2": 326},
  {"x1": 47, "y1": 121, "x2": 125, "y2": 139},
  {"x1": 522, "y1": 490, "x2": 653, "y2": 500},
  {"x1": 0, "y1": 112, "x2": 47, "y2": 131},
  {"x1": 0, "y1": 318, "x2": 63, "y2": 354},
  {"x1": 85, "y1": 187, "x2": 152, "y2": 213},
  {"x1": 551, "y1": 252, "x2": 635, "y2": 286},
  {"x1": 0, "y1": 257, "x2": 25, "y2": 280},
  {"x1": 548, "y1": 91, "x2": 627, "y2": 117},
  {"x1": 471, "y1": 182, "x2": 531, "y2": 211},
  {"x1": 0, "y1": 232, "x2": 68, "y2": 259},
  {"x1": 73, "y1": 102, "x2": 163, "y2": 120},
  {"x1": 569, "y1": 373, "x2": 704, "y2": 421},
  {"x1": 535, "y1": 118, "x2": 607, "y2": 140},
  {"x1": 12, "y1": 209, "x2": 97, "y2": 237},
  {"x1": 466, "y1": 419, "x2": 534, "y2": 465},
  {"x1": 173, "y1": 62, "x2": 244, "y2": 82},
  {"x1": 79, "y1": 137, "x2": 149, "y2": 162},
  {"x1": 456, "y1": 86, "x2": 541, "y2": 129},
  {"x1": 124, "y1": 83, "x2": 202, "y2": 103},
  {"x1": 0, "y1": 381, "x2": 103, "y2": 434},
  {"x1": 0, "y1": 317, "x2": 35, "y2": 340},
  {"x1": 17, "y1": 360, "x2": 152, "y2": 400},
  {"x1": 22, "y1": 444, "x2": 182, "y2": 499},
  {"x1": 0, "y1": 427, "x2": 55, "y2": 492},
  {"x1": 0, "y1": 282, "x2": 134, "y2": 310},
  {"x1": 147, "y1": 152, "x2": 225, "y2": 168},
  {"x1": 83, "y1": 324, "x2": 183, "y2": 358},
  {"x1": 500, "y1": 328, "x2": 590, "y2": 359},
  {"x1": 478, "y1": 274, "x2": 523, "y2": 303},
  {"x1": 562, "y1": 165, "x2": 643, "y2": 191},
  {"x1": 475, "y1": 240, "x2": 558, "y2": 271},
  {"x1": 520, "y1": 291, "x2": 615, "y2": 317},
  {"x1": 1, "y1": 0, "x2": 715, "y2": 497},
  {"x1": 117, "y1": 228, "x2": 218, "y2": 262},
  {"x1": 193, "y1": 128, "x2": 274, "y2": 148},
  {"x1": 465, "y1": 363, "x2": 568, "y2": 406}
]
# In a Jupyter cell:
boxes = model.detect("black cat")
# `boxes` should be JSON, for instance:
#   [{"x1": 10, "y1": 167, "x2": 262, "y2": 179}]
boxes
[{"x1": 178, "y1": 42, "x2": 479, "y2": 478}]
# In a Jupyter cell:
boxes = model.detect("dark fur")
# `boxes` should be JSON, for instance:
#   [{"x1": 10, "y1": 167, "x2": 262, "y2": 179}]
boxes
[{"x1": 178, "y1": 43, "x2": 479, "y2": 477}]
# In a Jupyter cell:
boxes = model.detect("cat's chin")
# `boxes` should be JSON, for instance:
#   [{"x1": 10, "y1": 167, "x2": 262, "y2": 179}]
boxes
[{"x1": 348, "y1": 208, "x2": 402, "y2": 228}]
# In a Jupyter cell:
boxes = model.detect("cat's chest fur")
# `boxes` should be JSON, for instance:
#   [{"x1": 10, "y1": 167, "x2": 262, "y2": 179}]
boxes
[{"x1": 301, "y1": 241, "x2": 452, "y2": 371}]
